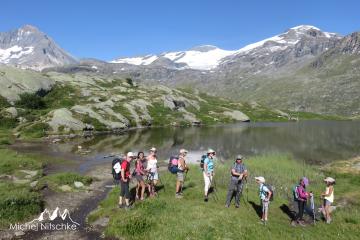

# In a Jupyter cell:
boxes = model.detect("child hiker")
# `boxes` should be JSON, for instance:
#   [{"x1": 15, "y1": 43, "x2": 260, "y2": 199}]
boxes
[
  {"x1": 255, "y1": 176, "x2": 272, "y2": 225},
  {"x1": 321, "y1": 177, "x2": 335, "y2": 224}
]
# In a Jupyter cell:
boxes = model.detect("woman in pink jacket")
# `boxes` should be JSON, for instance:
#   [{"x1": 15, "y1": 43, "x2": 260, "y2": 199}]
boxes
[{"x1": 295, "y1": 177, "x2": 310, "y2": 226}]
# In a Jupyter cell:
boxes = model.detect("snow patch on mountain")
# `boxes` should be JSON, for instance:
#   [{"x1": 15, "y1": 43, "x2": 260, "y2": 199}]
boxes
[
  {"x1": 110, "y1": 25, "x2": 339, "y2": 71},
  {"x1": 112, "y1": 46, "x2": 237, "y2": 70},
  {"x1": 0, "y1": 45, "x2": 34, "y2": 63}
]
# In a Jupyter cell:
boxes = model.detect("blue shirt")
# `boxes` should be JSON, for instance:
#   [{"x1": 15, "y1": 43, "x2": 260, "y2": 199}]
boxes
[
  {"x1": 259, "y1": 183, "x2": 270, "y2": 200},
  {"x1": 204, "y1": 157, "x2": 214, "y2": 173}
]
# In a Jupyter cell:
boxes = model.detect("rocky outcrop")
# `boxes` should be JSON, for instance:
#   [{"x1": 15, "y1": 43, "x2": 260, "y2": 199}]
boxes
[
  {"x1": 0, "y1": 66, "x2": 54, "y2": 101},
  {"x1": 71, "y1": 105, "x2": 128, "y2": 130},
  {"x1": 48, "y1": 108, "x2": 85, "y2": 132}
]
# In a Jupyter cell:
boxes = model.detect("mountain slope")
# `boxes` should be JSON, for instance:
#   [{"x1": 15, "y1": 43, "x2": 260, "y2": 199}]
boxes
[{"x1": 0, "y1": 25, "x2": 77, "y2": 70}]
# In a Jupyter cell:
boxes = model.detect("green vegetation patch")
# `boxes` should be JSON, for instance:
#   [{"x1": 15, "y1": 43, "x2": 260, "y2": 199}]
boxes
[
  {"x1": 0, "y1": 182, "x2": 43, "y2": 228},
  {"x1": 39, "y1": 172, "x2": 93, "y2": 191}
]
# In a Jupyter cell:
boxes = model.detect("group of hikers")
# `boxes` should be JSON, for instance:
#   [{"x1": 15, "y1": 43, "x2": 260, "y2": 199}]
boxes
[{"x1": 112, "y1": 147, "x2": 335, "y2": 225}]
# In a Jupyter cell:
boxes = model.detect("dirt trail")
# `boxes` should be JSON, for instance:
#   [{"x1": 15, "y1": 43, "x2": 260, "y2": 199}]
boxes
[{"x1": 9, "y1": 165, "x2": 114, "y2": 240}]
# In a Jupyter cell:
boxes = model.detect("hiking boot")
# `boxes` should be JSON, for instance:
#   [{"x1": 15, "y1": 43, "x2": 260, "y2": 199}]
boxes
[
  {"x1": 175, "y1": 193, "x2": 183, "y2": 199},
  {"x1": 204, "y1": 196, "x2": 208, "y2": 202},
  {"x1": 235, "y1": 205, "x2": 240, "y2": 208},
  {"x1": 290, "y1": 220, "x2": 297, "y2": 227},
  {"x1": 225, "y1": 204, "x2": 230, "y2": 208},
  {"x1": 125, "y1": 205, "x2": 133, "y2": 211},
  {"x1": 118, "y1": 204, "x2": 125, "y2": 208},
  {"x1": 297, "y1": 221, "x2": 306, "y2": 227}
]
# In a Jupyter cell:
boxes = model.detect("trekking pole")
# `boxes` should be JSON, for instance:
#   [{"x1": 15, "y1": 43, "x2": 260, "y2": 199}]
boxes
[
  {"x1": 310, "y1": 192, "x2": 315, "y2": 225},
  {"x1": 210, "y1": 176, "x2": 219, "y2": 201}
]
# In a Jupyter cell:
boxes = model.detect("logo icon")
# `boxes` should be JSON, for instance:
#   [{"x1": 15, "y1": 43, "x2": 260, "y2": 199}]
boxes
[{"x1": 27, "y1": 207, "x2": 80, "y2": 226}]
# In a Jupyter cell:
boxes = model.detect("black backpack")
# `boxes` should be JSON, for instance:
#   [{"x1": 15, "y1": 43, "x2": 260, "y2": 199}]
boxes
[
  {"x1": 261, "y1": 184, "x2": 275, "y2": 201},
  {"x1": 112, "y1": 157, "x2": 124, "y2": 180}
]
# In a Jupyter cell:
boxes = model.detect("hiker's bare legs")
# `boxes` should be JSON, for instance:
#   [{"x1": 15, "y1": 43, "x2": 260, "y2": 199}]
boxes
[
  {"x1": 140, "y1": 181, "x2": 145, "y2": 199},
  {"x1": 176, "y1": 180, "x2": 182, "y2": 193},
  {"x1": 136, "y1": 183, "x2": 140, "y2": 199}
]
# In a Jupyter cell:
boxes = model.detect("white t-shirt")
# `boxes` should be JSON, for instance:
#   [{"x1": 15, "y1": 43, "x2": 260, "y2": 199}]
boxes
[{"x1": 147, "y1": 158, "x2": 157, "y2": 172}]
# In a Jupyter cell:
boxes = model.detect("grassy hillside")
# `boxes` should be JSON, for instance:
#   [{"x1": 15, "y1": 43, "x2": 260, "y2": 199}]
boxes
[
  {"x1": 88, "y1": 154, "x2": 360, "y2": 240},
  {"x1": 1, "y1": 66, "x2": 340, "y2": 140}
]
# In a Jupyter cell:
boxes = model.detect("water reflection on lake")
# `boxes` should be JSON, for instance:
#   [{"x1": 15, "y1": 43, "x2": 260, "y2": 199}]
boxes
[{"x1": 13, "y1": 121, "x2": 360, "y2": 172}]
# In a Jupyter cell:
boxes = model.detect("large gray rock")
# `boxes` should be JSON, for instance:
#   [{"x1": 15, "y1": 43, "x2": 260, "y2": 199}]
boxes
[
  {"x1": 0, "y1": 66, "x2": 54, "y2": 102},
  {"x1": 71, "y1": 105, "x2": 127, "y2": 130},
  {"x1": 223, "y1": 110, "x2": 250, "y2": 122},
  {"x1": 48, "y1": 108, "x2": 85, "y2": 132}
]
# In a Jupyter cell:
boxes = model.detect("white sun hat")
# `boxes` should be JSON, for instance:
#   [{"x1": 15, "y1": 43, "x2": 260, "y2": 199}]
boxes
[
  {"x1": 179, "y1": 149, "x2": 188, "y2": 154},
  {"x1": 127, "y1": 152, "x2": 135, "y2": 157},
  {"x1": 207, "y1": 148, "x2": 216, "y2": 154},
  {"x1": 255, "y1": 176, "x2": 265, "y2": 183},
  {"x1": 324, "y1": 177, "x2": 335, "y2": 183}
]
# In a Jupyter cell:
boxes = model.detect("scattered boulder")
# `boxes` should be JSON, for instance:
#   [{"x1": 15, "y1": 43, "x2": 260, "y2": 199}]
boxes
[
  {"x1": 14, "y1": 231, "x2": 25, "y2": 237},
  {"x1": 19, "y1": 170, "x2": 38, "y2": 178},
  {"x1": 179, "y1": 109, "x2": 201, "y2": 125},
  {"x1": 223, "y1": 110, "x2": 250, "y2": 122},
  {"x1": 60, "y1": 185, "x2": 72, "y2": 192},
  {"x1": 4, "y1": 107, "x2": 18, "y2": 118},
  {"x1": 74, "y1": 181, "x2": 85, "y2": 188},
  {"x1": 30, "y1": 180, "x2": 38, "y2": 188}
]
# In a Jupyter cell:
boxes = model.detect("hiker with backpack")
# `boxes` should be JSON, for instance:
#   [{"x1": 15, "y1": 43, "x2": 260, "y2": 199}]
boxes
[
  {"x1": 292, "y1": 177, "x2": 311, "y2": 226},
  {"x1": 146, "y1": 147, "x2": 158, "y2": 197},
  {"x1": 321, "y1": 177, "x2": 335, "y2": 224},
  {"x1": 255, "y1": 176, "x2": 272, "y2": 225},
  {"x1": 119, "y1": 152, "x2": 135, "y2": 209},
  {"x1": 175, "y1": 149, "x2": 189, "y2": 198},
  {"x1": 225, "y1": 155, "x2": 248, "y2": 208},
  {"x1": 134, "y1": 152, "x2": 147, "y2": 201},
  {"x1": 203, "y1": 149, "x2": 216, "y2": 202}
]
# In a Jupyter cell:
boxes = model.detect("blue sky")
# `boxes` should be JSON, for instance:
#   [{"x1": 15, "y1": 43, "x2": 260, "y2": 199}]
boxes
[{"x1": 1, "y1": 0, "x2": 359, "y2": 60}]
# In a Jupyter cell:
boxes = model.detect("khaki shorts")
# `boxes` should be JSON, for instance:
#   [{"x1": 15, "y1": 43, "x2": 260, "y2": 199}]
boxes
[
  {"x1": 177, "y1": 171, "x2": 184, "y2": 182},
  {"x1": 262, "y1": 200, "x2": 269, "y2": 213}
]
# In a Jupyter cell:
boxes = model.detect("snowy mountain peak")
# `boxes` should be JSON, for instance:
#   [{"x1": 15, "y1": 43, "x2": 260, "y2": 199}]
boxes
[
  {"x1": 19, "y1": 24, "x2": 40, "y2": 33},
  {"x1": 290, "y1": 25, "x2": 321, "y2": 31},
  {"x1": 0, "y1": 25, "x2": 77, "y2": 70}
]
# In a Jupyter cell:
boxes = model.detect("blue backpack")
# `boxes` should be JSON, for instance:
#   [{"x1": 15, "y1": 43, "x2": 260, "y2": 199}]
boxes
[{"x1": 168, "y1": 156, "x2": 179, "y2": 174}]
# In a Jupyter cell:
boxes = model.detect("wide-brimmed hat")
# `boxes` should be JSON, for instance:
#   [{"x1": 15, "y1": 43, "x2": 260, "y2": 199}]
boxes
[
  {"x1": 127, "y1": 152, "x2": 135, "y2": 158},
  {"x1": 324, "y1": 177, "x2": 335, "y2": 183},
  {"x1": 255, "y1": 176, "x2": 265, "y2": 183},
  {"x1": 236, "y1": 155, "x2": 244, "y2": 160},
  {"x1": 149, "y1": 147, "x2": 157, "y2": 152},
  {"x1": 207, "y1": 148, "x2": 216, "y2": 154},
  {"x1": 179, "y1": 149, "x2": 188, "y2": 154}
]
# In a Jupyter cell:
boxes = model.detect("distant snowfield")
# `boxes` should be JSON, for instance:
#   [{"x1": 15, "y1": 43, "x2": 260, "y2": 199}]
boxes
[{"x1": 110, "y1": 25, "x2": 339, "y2": 70}]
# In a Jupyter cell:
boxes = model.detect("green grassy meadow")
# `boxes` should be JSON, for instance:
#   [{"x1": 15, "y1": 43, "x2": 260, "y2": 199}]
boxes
[{"x1": 89, "y1": 154, "x2": 360, "y2": 240}]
